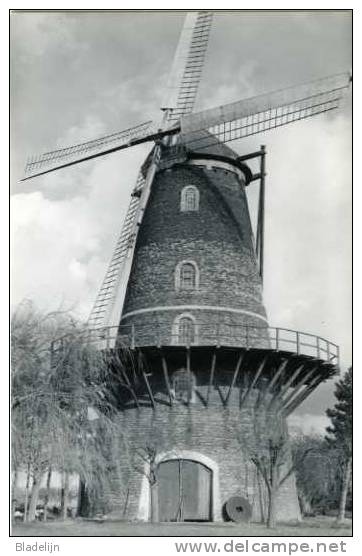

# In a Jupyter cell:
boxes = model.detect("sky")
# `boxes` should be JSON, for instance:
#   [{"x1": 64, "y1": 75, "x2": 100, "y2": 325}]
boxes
[{"x1": 10, "y1": 10, "x2": 352, "y2": 432}]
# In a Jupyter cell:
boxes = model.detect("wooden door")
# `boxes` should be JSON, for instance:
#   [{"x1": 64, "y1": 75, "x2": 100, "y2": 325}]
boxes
[{"x1": 157, "y1": 459, "x2": 212, "y2": 522}]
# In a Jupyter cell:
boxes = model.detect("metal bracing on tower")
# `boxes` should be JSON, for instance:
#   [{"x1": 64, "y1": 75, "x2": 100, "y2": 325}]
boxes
[
  {"x1": 237, "y1": 147, "x2": 267, "y2": 282},
  {"x1": 256, "y1": 146, "x2": 266, "y2": 283}
]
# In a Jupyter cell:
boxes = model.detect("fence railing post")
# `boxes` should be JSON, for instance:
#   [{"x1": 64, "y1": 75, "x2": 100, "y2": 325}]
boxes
[
  {"x1": 296, "y1": 331, "x2": 300, "y2": 355},
  {"x1": 275, "y1": 328, "x2": 279, "y2": 351},
  {"x1": 316, "y1": 337, "x2": 321, "y2": 359}
]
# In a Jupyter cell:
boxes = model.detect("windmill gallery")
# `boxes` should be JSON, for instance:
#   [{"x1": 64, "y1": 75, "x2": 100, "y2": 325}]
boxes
[{"x1": 21, "y1": 12, "x2": 351, "y2": 524}]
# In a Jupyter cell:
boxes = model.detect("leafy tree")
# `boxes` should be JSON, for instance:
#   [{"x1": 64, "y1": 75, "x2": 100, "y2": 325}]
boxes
[
  {"x1": 325, "y1": 367, "x2": 352, "y2": 523},
  {"x1": 11, "y1": 301, "x2": 74, "y2": 520},
  {"x1": 11, "y1": 301, "x2": 127, "y2": 521}
]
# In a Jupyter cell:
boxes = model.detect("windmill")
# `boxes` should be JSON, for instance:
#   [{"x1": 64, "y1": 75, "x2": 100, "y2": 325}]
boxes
[{"x1": 25, "y1": 12, "x2": 350, "y2": 522}]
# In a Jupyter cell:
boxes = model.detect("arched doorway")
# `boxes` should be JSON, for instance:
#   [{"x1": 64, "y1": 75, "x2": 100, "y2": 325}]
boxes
[{"x1": 157, "y1": 459, "x2": 212, "y2": 522}]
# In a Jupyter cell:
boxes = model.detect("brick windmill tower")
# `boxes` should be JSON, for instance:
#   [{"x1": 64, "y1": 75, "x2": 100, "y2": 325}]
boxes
[{"x1": 24, "y1": 13, "x2": 350, "y2": 522}]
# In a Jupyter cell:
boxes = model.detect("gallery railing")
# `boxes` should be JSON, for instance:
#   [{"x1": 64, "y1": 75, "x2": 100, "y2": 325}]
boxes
[{"x1": 51, "y1": 323, "x2": 339, "y2": 366}]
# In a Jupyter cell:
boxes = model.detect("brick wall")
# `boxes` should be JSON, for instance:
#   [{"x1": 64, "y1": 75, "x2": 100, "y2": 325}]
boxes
[
  {"x1": 107, "y1": 153, "x2": 300, "y2": 524},
  {"x1": 105, "y1": 388, "x2": 300, "y2": 523},
  {"x1": 121, "y1": 161, "x2": 268, "y2": 348}
]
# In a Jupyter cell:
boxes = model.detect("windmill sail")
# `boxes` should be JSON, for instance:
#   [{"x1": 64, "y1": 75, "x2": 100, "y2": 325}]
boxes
[
  {"x1": 88, "y1": 145, "x2": 162, "y2": 333},
  {"x1": 21, "y1": 11, "x2": 350, "y2": 338},
  {"x1": 180, "y1": 72, "x2": 351, "y2": 150},
  {"x1": 88, "y1": 11, "x2": 215, "y2": 332},
  {"x1": 87, "y1": 178, "x2": 143, "y2": 330},
  {"x1": 22, "y1": 12, "x2": 213, "y2": 182},
  {"x1": 23, "y1": 71, "x2": 350, "y2": 182},
  {"x1": 161, "y1": 11, "x2": 213, "y2": 121},
  {"x1": 22, "y1": 120, "x2": 164, "y2": 180}
]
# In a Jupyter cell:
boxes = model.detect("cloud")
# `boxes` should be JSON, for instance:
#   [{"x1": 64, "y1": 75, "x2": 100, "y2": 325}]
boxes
[
  {"x1": 198, "y1": 59, "x2": 258, "y2": 111},
  {"x1": 11, "y1": 190, "x2": 99, "y2": 316},
  {"x1": 261, "y1": 112, "x2": 352, "y2": 368},
  {"x1": 11, "y1": 12, "x2": 79, "y2": 59},
  {"x1": 11, "y1": 141, "x2": 151, "y2": 319}
]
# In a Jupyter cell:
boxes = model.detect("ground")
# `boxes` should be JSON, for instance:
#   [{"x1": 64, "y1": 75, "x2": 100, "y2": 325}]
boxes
[{"x1": 12, "y1": 516, "x2": 352, "y2": 537}]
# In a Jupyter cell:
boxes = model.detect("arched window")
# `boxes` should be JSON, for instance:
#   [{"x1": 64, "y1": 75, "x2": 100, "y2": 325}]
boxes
[
  {"x1": 178, "y1": 316, "x2": 195, "y2": 344},
  {"x1": 172, "y1": 368, "x2": 196, "y2": 403},
  {"x1": 180, "y1": 185, "x2": 199, "y2": 212},
  {"x1": 180, "y1": 263, "x2": 196, "y2": 289},
  {"x1": 175, "y1": 260, "x2": 199, "y2": 291},
  {"x1": 172, "y1": 313, "x2": 198, "y2": 346}
]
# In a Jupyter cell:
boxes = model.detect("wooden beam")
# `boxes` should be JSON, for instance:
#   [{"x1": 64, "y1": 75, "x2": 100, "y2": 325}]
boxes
[
  {"x1": 268, "y1": 358, "x2": 288, "y2": 390},
  {"x1": 120, "y1": 373, "x2": 139, "y2": 408},
  {"x1": 116, "y1": 356, "x2": 131, "y2": 388},
  {"x1": 237, "y1": 149, "x2": 265, "y2": 162},
  {"x1": 240, "y1": 364, "x2": 249, "y2": 407},
  {"x1": 186, "y1": 347, "x2": 191, "y2": 372},
  {"x1": 142, "y1": 370, "x2": 155, "y2": 409},
  {"x1": 225, "y1": 351, "x2": 245, "y2": 406},
  {"x1": 138, "y1": 351, "x2": 155, "y2": 409},
  {"x1": 259, "y1": 145, "x2": 266, "y2": 282},
  {"x1": 161, "y1": 352, "x2": 173, "y2": 406},
  {"x1": 281, "y1": 365, "x2": 318, "y2": 409},
  {"x1": 113, "y1": 349, "x2": 131, "y2": 382},
  {"x1": 206, "y1": 350, "x2": 217, "y2": 406},
  {"x1": 283, "y1": 374, "x2": 325, "y2": 416},
  {"x1": 256, "y1": 359, "x2": 288, "y2": 408},
  {"x1": 240, "y1": 355, "x2": 268, "y2": 410},
  {"x1": 267, "y1": 363, "x2": 305, "y2": 410},
  {"x1": 120, "y1": 382, "x2": 140, "y2": 409},
  {"x1": 115, "y1": 356, "x2": 140, "y2": 409}
]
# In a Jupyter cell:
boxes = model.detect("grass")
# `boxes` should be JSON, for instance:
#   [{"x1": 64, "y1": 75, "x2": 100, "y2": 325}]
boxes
[{"x1": 12, "y1": 516, "x2": 352, "y2": 537}]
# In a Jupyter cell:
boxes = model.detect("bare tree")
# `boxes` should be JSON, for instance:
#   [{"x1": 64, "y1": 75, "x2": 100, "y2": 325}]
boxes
[
  {"x1": 43, "y1": 466, "x2": 52, "y2": 521},
  {"x1": 292, "y1": 434, "x2": 342, "y2": 516},
  {"x1": 134, "y1": 445, "x2": 159, "y2": 523},
  {"x1": 241, "y1": 408, "x2": 306, "y2": 528}
]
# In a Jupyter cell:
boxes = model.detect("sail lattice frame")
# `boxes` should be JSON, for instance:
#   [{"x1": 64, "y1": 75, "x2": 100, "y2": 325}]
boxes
[{"x1": 88, "y1": 173, "x2": 144, "y2": 329}]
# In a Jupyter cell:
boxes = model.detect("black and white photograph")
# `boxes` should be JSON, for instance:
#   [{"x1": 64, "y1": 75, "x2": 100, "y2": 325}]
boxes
[{"x1": 10, "y1": 8, "x2": 352, "y2": 541}]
